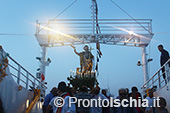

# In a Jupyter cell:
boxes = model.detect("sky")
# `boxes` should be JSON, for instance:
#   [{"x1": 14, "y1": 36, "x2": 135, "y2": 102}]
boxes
[{"x1": 0, "y1": 0, "x2": 170, "y2": 96}]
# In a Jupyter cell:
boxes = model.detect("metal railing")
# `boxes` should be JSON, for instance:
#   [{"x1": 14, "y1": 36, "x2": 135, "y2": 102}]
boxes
[
  {"x1": 7, "y1": 56, "x2": 47, "y2": 90},
  {"x1": 36, "y1": 19, "x2": 153, "y2": 35},
  {"x1": 141, "y1": 59, "x2": 170, "y2": 92}
]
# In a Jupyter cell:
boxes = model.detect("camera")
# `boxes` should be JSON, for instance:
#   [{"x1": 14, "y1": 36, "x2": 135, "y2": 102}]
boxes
[{"x1": 137, "y1": 60, "x2": 141, "y2": 66}]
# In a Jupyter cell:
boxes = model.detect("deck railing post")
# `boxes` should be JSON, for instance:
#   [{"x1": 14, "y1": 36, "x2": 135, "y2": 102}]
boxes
[
  {"x1": 152, "y1": 77, "x2": 154, "y2": 88},
  {"x1": 167, "y1": 63, "x2": 170, "y2": 82},
  {"x1": 26, "y1": 73, "x2": 29, "y2": 89},
  {"x1": 17, "y1": 66, "x2": 21, "y2": 84},
  {"x1": 158, "y1": 71, "x2": 161, "y2": 88},
  {"x1": 165, "y1": 64, "x2": 169, "y2": 83},
  {"x1": 33, "y1": 78, "x2": 36, "y2": 88}
]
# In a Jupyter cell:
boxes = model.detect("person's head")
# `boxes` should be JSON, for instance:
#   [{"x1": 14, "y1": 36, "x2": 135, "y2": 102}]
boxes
[
  {"x1": 148, "y1": 89, "x2": 153, "y2": 98},
  {"x1": 93, "y1": 86, "x2": 100, "y2": 95},
  {"x1": 50, "y1": 87, "x2": 58, "y2": 96},
  {"x1": 158, "y1": 45, "x2": 164, "y2": 52},
  {"x1": 131, "y1": 86, "x2": 138, "y2": 94},
  {"x1": 0, "y1": 46, "x2": 2, "y2": 50},
  {"x1": 80, "y1": 86, "x2": 88, "y2": 93},
  {"x1": 158, "y1": 97, "x2": 167, "y2": 109},
  {"x1": 57, "y1": 81, "x2": 67, "y2": 95},
  {"x1": 84, "y1": 45, "x2": 89, "y2": 51},
  {"x1": 102, "y1": 89, "x2": 107, "y2": 96},
  {"x1": 119, "y1": 88, "x2": 127, "y2": 100}
]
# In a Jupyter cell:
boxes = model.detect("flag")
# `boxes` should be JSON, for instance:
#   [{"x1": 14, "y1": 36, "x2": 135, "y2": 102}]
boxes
[{"x1": 41, "y1": 74, "x2": 45, "y2": 82}]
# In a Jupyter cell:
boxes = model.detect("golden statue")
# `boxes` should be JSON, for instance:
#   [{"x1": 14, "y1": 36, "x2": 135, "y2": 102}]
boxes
[{"x1": 72, "y1": 45, "x2": 94, "y2": 74}]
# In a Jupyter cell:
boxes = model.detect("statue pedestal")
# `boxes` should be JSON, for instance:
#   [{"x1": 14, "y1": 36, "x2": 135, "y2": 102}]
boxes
[{"x1": 67, "y1": 71, "x2": 98, "y2": 90}]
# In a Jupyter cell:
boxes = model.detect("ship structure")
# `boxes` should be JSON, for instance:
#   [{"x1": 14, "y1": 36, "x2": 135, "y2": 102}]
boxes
[{"x1": 0, "y1": 0, "x2": 170, "y2": 113}]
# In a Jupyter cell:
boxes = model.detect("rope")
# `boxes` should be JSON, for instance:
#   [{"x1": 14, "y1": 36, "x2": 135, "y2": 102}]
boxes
[
  {"x1": 110, "y1": 0, "x2": 151, "y2": 34},
  {"x1": 93, "y1": 0, "x2": 102, "y2": 74},
  {"x1": 38, "y1": 0, "x2": 78, "y2": 34}
]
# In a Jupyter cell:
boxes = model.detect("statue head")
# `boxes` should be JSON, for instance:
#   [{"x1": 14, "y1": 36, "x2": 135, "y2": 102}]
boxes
[{"x1": 84, "y1": 45, "x2": 89, "y2": 51}]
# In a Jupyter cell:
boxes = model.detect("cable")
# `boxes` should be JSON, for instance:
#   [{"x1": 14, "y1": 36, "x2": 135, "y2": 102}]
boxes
[
  {"x1": 110, "y1": 0, "x2": 151, "y2": 34},
  {"x1": 154, "y1": 31, "x2": 170, "y2": 34},
  {"x1": 38, "y1": 0, "x2": 78, "y2": 34},
  {"x1": 0, "y1": 33, "x2": 34, "y2": 36}
]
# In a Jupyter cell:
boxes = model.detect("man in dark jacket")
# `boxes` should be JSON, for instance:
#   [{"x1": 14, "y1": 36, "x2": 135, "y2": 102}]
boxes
[
  {"x1": 158, "y1": 45, "x2": 170, "y2": 83},
  {"x1": 113, "y1": 88, "x2": 138, "y2": 113},
  {"x1": 74, "y1": 86, "x2": 93, "y2": 113}
]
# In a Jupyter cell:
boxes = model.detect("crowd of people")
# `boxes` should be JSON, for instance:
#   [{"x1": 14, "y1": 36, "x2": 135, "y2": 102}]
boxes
[
  {"x1": 42, "y1": 81, "x2": 169, "y2": 113},
  {"x1": 41, "y1": 44, "x2": 170, "y2": 113}
]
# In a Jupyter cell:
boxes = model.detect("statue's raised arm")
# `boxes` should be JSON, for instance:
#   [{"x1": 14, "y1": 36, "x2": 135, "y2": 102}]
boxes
[{"x1": 71, "y1": 44, "x2": 80, "y2": 56}]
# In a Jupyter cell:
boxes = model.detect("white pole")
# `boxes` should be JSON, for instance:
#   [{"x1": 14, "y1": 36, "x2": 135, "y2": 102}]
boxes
[
  {"x1": 92, "y1": 0, "x2": 95, "y2": 35},
  {"x1": 141, "y1": 45, "x2": 149, "y2": 89},
  {"x1": 40, "y1": 46, "x2": 47, "y2": 97},
  {"x1": 41, "y1": 46, "x2": 47, "y2": 75}
]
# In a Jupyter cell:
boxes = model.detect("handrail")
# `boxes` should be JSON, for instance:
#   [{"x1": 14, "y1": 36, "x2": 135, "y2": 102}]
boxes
[
  {"x1": 25, "y1": 89, "x2": 41, "y2": 113},
  {"x1": 49, "y1": 19, "x2": 152, "y2": 21},
  {"x1": 38, "y1": 18, "x2": 153, "y2": 35},
  {"x1": 7, "y1": 55, "x2": 47, "y2": 89},
  {"x1": 8, "y1": 64, "x2": 39, "y2": 86},
  {"x1": 141, "y1": 59, "x2": 170, "y2": 91},
  {"x1": 8, "y1": 56, "x2": 40, "y2": 82}
]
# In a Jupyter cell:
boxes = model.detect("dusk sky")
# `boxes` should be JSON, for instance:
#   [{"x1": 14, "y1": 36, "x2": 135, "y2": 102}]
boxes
[{"x1": 0, "y1": 0, "x2": 170, "y2": 96}]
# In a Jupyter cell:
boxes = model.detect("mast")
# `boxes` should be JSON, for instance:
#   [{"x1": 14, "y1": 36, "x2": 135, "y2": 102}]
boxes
[
  {"x1": 39, "y1": 46, "x2": 47, "y2": 97},
  {"x1": 35, "y1": 20, "x2": 51, "y2": 97},
  {"x1": 141, "y1": 45, "x2": 149, "y2": 89}
]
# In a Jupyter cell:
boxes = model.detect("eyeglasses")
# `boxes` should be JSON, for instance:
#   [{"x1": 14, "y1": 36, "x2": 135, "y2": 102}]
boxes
[{"x1": 119, "y1": 93, "x2": 127, "y2": 96}]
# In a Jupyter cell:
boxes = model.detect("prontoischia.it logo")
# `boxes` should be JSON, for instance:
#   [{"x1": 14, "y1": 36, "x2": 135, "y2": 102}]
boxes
[{"x1": 54, "y1": 96, "x2": 160, "y2": 108}]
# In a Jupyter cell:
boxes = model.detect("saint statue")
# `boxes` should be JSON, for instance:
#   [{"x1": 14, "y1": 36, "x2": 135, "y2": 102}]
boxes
[{"x1": 73, "y1": 45, "x2": 94, "y2": 74}]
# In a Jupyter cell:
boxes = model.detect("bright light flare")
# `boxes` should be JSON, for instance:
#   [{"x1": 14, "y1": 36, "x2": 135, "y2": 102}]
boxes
[
  {"x1": 110, "y1": 26, "x2": 152, "y2": 41},
  {"x1": 129, "y1": 31, "x2": 134, "y2": 36},
  {"x1": 36, "y1": 24, "x2": 81, "y2": 41}
]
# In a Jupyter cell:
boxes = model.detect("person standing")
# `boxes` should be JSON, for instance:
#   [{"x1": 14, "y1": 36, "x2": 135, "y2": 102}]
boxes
[
  {"x1": 145, "y1": 89, "x2": 156, "y2": 113},
  {"x1": 129, "y1": 87, "x2": 143, "y2": 113},
  {"x1": 90, "y1": 86, "x2": 109, "y2": 113},
  {"x1": 114, "y1": 88, "x2": 138, "y2": 113},
  {"x1": 43, "y1": 87, "x2": 58, "y2": 113},
  {"x1": 155, "y1": 97, "x2": 169, "y2": 113},
  {"x1": 158, "y1": 45, "x2": 170, "y2": 83},
  {"x1": 74, "y1": 86, "x2": 93, "y2": 113},
  {"x1": 102, "y1": 89, "x2": 110, "y2": 113},
  {"x1": 56, "y1": 81, "x2": 76, "y2": 113}
]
